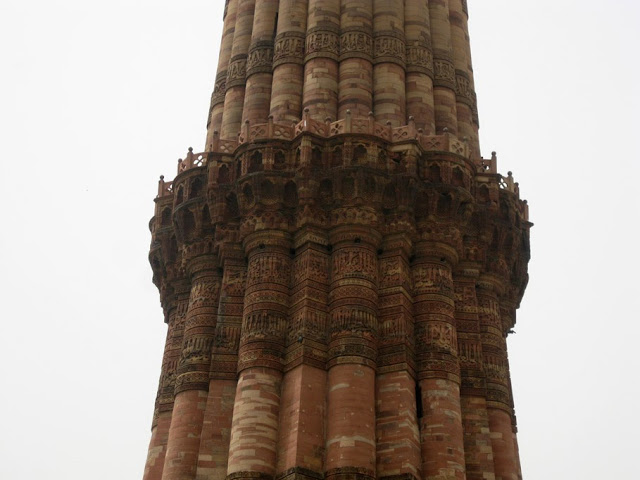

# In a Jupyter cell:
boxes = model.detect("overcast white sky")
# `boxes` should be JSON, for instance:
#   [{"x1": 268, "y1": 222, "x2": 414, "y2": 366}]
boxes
[{"x1": 1, "y1": 1, "x2": 639, "y2": 479}]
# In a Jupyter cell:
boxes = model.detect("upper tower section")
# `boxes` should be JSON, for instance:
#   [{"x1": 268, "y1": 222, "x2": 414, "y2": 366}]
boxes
[
  {"x1": 152, "y1": 1, "x2": 531, "y2": 322},
  {"x1": 206, "y1": 0, "x2": 481, "y2": 158}
]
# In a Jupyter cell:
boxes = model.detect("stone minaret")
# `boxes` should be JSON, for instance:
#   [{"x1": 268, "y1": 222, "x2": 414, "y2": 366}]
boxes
[{"x1": 145, "y1": 2, "x2": 531, "y2": 480}]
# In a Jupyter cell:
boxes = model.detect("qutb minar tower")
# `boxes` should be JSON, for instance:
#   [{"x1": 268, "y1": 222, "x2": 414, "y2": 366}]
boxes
[{"x1": 144, "y1": 1, "x2": 531, "y2": 480}]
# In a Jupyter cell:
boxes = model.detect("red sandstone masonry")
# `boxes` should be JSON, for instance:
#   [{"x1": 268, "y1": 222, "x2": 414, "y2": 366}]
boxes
[
  {"x1": 372, "y1": 0, "x2": 406, "y2": 127},
  {"x1": 147, "y1": 3, "x2": 532, "y2": 480},
  {"x1": 429, "y1": 0, "x2": 459, "y2": 135},
  {"x1": 277, "y1": 365, "x2": 327, "y2": 473},
  {"x1": 454, "y1": 269, "x2": 497, "y2": 479},
  {"x1": 207, "y1": 0, "x2": 238, "y2": 149},
  {"x1": 227, "y1": 232, "x2": 291, "y2": 477},
  {"x1": 143, "y1": 411, "x2": 172, "y2": 480},
  {"x1": 488, "y1": 410, "x2": 518, "y2": 480},
  {"x1": 227, "y1": 367, "x2": 283, "y2": 475},
  {"x1": 302, "y1": 0, "x2": 340, "y2": 122},
  {"x1": 242, "y1": 0, "x2": 279, "y2": 126},
  {"x1": 144, "y1": 307, "x2": 179, "y2": 480},
  {"x1": 161, "y1": 390, "x2": 209, "y2": 480},
  {"x1": 419, "y1": 379, "x2": 466, "y2": 480},
  {"x1": 144, "y1": 280, "x2": 190, "y2": 480},
  {"x1": 449, "y1": 0, "x2": 477, "y2": 153},
  {"x1": 338, "y1": 0, "x2": 374, "y2": 119},
  {"x1": 326, "y1": 227, "x2": 380, "y2": 479},
  {"x1": 221, "y1": 0, "x2": 256, "y2": 139},
  {"x1": 376, "y1": 235, "x2": 421, "y2": 478},
  {"x1": 326, "y1": 365, "x2": 377, "y2": 472},
  {"x1": 196, "y1": 380, "x2": 237, "y2": 480},
  {"x1": 270, "y1": 0, "x2": 308, "y2": 123},
  {"x1": 210, "y1": 252, "x2": 246, "y2": 383},
  {"x1": 477, "y1": 279, "x2": 518, "y2": 480},
  {"x1": 461, "y1": 395, "x2": 496, "y2": 480},
  {"x1": 277, "y1": 237, "x2": 330, "y2": 474},
  {"x1": 376, "y1": 371, "x2": 421, "y2": 478},
  {"x1": 412, "y1": 247, "x2": 466, "y2": 480},
  {"x1": 513, "y1": 432, "x2": 523, "y2": 480},
  {"x1": 404, "y1": 1, "x2": 435, "y2": 134},
  {"x1": 162, "y1": 259, "x2": 221, "y2": 480}
]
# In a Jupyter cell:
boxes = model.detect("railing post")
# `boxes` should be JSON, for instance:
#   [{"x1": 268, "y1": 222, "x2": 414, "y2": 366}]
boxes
[
  {"x1": 267, "y1": 115, "x2": 274, "y2": 137},
  {"x1": 158, "y1": 175, "x2": 165, "y2": 198},
  {"x1": 212, "y1": 130, "x2": 220, "y2": 152},
  {"x1": 303, "y1": 108, "x2": 310, "y2": 132},
  {"x1": 408, "y1": 115, "x2": 417, "y2": 138}
]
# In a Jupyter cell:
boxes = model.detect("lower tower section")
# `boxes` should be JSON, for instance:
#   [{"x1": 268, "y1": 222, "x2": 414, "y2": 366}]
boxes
[{"x1": 145, "y1": 2, "x2": 531, "y2": 479}]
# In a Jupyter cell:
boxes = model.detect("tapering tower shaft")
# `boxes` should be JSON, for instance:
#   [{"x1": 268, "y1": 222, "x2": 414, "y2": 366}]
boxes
[
  {"x1": 146, "y1": 3, "x2": 531, "y2": 480},
  {"x1": 206, "y1": 0, "x2": 482, "y2": 156}
]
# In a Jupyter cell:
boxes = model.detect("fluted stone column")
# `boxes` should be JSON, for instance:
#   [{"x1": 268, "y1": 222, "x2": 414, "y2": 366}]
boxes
[
  {"x1": 145, "y1": 409, "x2": 173, "y2": 480},
  {"x1": 270, "y1": 0, "x2": 308, "y2": 123},
  {"x1": 326, "y1": 226, "x2": 380, "y2": 480},
  {"x1": 449, "y1": 0, "x2": 478, "y2": 155},
  {"x1": 404, "y1": 0, "x2": 436, "y2": 134},
  {"x1": 428, "y1": 0, "x2": 458, "y2": 134},
  {"x1": 146, "y1": 4, "x2": 534, "y2": 480},
  {"x1": 512, "y1": 431, "x2": 523, "y2": 480},
  {"x1": 302, "y1": 0, "x2": 340, "y2": 122},
  {"x1": 242, "y1": 0, "x2": 279, "y2": 126},
  {"x1": 476, "y1": 277, "x2": 518, "y2": 480},
  {"x1": 209, "y1": 248, "x2": 247, "y2": 380},
  {"x1": 499, "y1": 301, "x2": 522, "y2": 480},
  {"x1": 338, "y1": 0, "x2": 374, "y2": 119},
  {"x1": 460, "y1": 0, "x2": 480, "y2": 153},
  {"x1": 372, "y1": 0, "x2": 406, "y2": 127},
  {"x1": 454, "y1": 266, "x2": 496, "y2": 480},
  {"x1": 207, "y1": 0, "x2": 239, "y2": 150},
  {"x1": 196, "y1": 249, "x2": 247, "y2": 480},
  {"x1": 276, "y1": 230, "x2": 330, "y2": 476},
  {"x1": 144, "y1": 280, "x2": 191, "y2": 480},
  {"x1": 412, "y1": 240, "x2": 465, "y2": 480},
  {"x1": 376, "y1": 234, "x2": 421, "y2": 479},
  {"x1": 487, "y1": 409, "x2": 518, "y2": 480},
  {"x1": 227, "y1": 231, "x2": 291, "y2": 480},
  {"x1": 197, "y1": 381, "x2": 238, "y2": 480},
  {"x1": 221, "y1": 0, "x2": 256, "y2": 139},
  {"x1": 162, "y1": 257, "x2": 221, "y2": 480}
]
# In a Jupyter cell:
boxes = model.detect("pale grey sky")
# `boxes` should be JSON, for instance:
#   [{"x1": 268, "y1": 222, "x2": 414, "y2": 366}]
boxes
[{"x1": 1, "y1": 1, "x2": 639, "y2": 479}]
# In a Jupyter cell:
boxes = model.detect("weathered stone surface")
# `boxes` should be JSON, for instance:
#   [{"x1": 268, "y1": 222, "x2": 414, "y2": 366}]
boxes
[{"x1": 145, "y1": 2, "x2": 531, "y2": 480}]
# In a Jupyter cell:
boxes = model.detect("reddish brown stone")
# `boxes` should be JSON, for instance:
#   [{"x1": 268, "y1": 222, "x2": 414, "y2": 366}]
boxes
[
  {"x1": 277, "y1": 365, "x2": 327, "y2": 473},
  {"x1": 144, "y1": 2, "x2": 532, "y2": 479},
  {"x1": 161, "y1": 390, "x2": 208, "y2": 480},
  {"x1": 143, "y1": 411, "x2": 172, "y2": 480}
]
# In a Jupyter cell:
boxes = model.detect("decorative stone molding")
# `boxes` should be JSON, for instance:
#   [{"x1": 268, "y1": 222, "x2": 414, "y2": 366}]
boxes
[
  {"x1": 433, "y1": 57, "x2": 456, "y2": 89},
  {"x1": 273, "y1": 32, "x2": 305, "y2": 67},
  {"x1": 373, "y1": 31, "x2": 406, "y2": 66},
  {"x1": 340, "y1": 28, "x2": 373, "y2": 61},
  {"x1": 305, "y1": 27, "x2": 340, "y2": 61},
  {"x1": 211, "y1": 70, "x2": 227, "y2": 107},
  {"x1": 406, "y1": 41, "x2": 434, "y2": 77},
  {"x1": 455, "y1": 69, "x2": 474, "y2": 106},
  {"x1": 246, "y1": 41, "x2": 274, "y2": 76},
  {"x1": 226, "y1": 55, "x2": 247, "y2": 88}
]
